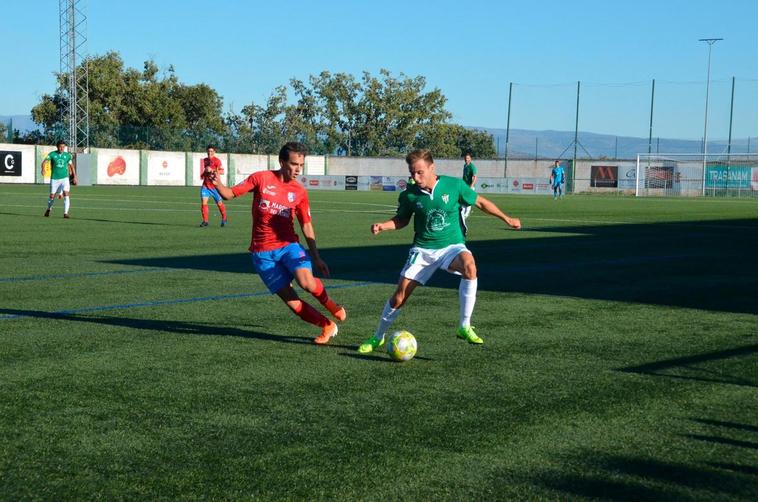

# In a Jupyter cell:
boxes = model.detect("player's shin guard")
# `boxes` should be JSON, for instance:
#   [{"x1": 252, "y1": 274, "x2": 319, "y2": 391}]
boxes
[
  {"x1": 63, "y1": 196, "x2": 70, "y2": 214},
  {"x1": 291, "y1": 300, "x2": 330, "y2": 327},
  {"x1": 459, "y1": 278, "x2": 477, "y2": 327},
  {"x1": 374, "y1": 300, "x2": 401, "y2": 339},
  {"x1": 201, "y1": 204, "x2": 209, "y2": 222},
  {"x1": 217, "y1": 201, "x2": 227, "y2": 220},
  {"x1": 47, "y1": 197, "x2": 55, "y2": 209}
]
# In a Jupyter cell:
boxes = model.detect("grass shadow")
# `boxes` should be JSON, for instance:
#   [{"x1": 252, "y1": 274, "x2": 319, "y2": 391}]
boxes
[
  {"x1": 617, "y1": 344, "x2": 758, "y2": 387},
  {"x1": 0, "y1": 308, "x2": 356, "y2": 348},
  {"x1": 98, "y1": 218, "x2": 758, "y2": 314}
]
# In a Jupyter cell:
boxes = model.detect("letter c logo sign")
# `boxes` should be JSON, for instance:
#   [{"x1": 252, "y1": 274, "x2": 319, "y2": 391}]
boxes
[{"x1": 3, "y1": 154, "x2": 13, "y2": 171}]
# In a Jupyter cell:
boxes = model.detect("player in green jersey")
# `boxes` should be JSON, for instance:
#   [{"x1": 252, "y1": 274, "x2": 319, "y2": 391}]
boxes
[
  {"x1": 460, "y1": 152, "x2": 477, "y2": 223},
  {"x1": 358, "y1": 149, "x2": 520, "y2": 352},
  {"x1": 42, "y1": 140, "x2": 77, "y2": 218}
]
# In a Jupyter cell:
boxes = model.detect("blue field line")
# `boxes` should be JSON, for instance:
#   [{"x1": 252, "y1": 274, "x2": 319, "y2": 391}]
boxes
[
  {"x1": 0, "y1": 267, "x2": 163, "y2": 284},
  {"x1": 0, "y1": 281, "x2": 376, "y2": 321}
]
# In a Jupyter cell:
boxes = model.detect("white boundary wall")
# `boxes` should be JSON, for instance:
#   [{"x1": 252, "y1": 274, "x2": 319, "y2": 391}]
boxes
[{"x1": 0, "y1": 142, "x2": 688, "y2": 195}]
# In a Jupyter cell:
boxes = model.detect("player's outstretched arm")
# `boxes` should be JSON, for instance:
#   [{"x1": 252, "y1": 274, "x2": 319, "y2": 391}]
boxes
[
  {"x1": 371, "y1": 215, "x2": 410, "y2": 235},
  {"x1": 212, "y1": 178, "x2": 236, "y2": 200},
  {"x1": 474, "y1": 195, "x2": 521, "y2": 230}
]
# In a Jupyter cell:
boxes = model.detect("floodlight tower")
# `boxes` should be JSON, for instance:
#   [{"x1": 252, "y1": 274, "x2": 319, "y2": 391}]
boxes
[
  {"x1": 59, "y1": 0, "x2": 89, "y2": 151},
  {"x1": 698, "y1": 37, "x2": 722, "y2": 195}
]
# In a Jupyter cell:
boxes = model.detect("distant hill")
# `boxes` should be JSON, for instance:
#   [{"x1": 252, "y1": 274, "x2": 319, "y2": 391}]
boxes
[
  {"x1": 0, "y1": 115, "x2": 40, "y2": 135},
  {"x1": 2, "y1": 114, "x2": 751, "y2": 158},
  {"x1": 473, "y1": 127, "x2": 753, "y2": 159}
]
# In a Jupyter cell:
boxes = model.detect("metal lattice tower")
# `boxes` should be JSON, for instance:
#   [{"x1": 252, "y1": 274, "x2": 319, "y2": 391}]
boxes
[{"x1": 59, "y1": 0, "x2": 89, "y2": 151}]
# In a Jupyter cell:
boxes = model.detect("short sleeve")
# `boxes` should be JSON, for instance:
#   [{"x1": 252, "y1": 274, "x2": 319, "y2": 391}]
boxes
[
  {"x1": 459, "y1": 180, "x2": 477, "y2": 206},
  {"x1": 231, "y1": 172, "x2": 258, "y2": 197},
  {"x1": 395, "y1": 191, "x2": 413, "y2": 220},
  {"x1": 295, "y1": 191, "x2": 312, "y2": 225}
]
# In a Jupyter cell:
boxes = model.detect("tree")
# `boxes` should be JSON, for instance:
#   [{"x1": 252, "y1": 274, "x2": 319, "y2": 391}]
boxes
[
  {"x1": 31, "y1": 52, "x2": 227, "y2": 151},
  {"x1": 29, "y1": 52, "x2": 496, "y2": 157}
]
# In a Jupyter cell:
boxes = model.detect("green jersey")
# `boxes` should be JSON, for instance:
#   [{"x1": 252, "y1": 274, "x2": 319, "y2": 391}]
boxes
[
  {"x1": 47, "y1": 151, "x2": 73, "y2": 180},
  {"x1": 462, "y1": 162, "x2": 477, "y2": 186},
  {"x1": 396, "y1": 175, "x2": 477, "y2": 249}
]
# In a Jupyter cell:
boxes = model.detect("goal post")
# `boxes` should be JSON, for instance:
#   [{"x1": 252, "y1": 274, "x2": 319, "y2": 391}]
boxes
[{"x1": 635, "y1": 153, "x2": 758, "y2": 198}]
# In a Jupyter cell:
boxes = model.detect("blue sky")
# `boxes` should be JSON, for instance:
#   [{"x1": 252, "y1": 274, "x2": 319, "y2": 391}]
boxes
[{"x1": 3, "y1": 0, "x2": 757, "y2": 139}]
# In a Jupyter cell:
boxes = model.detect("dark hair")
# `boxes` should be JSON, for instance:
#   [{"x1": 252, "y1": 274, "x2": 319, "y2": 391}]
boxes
[
  {"x1": 279, "y1": 142, "x2": 308, "y2": 162},
  {"x1": 406, "y1": 149, "x2": 434, "y2": 166},
  {"x1": 56, "y1": 140, "x2": 66, "y2": 147},
  {"x1": 206, "y1": 144, "x2": 216, "y2": 151},
  {"x1": 464, "y1": 152, "x2": 472, "y2": 158}
]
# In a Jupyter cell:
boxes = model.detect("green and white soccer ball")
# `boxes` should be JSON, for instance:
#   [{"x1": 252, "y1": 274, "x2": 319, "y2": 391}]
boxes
[{"x1": 387, "y1": 330, "x2": 417, "y2": 362}]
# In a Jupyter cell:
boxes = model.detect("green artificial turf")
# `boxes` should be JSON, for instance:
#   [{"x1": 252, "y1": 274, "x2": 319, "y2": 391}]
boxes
[{"x1": 1, "y1": 185, "x2": 756, "y2": 500}]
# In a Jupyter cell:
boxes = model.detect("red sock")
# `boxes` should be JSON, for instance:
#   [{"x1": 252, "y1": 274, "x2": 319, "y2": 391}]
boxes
[
  {"x1": 291, "y1": 300, "x2": 330, "y2": 327},
  {"x1": 201, "y1": 204, "x2": 209, "y2": 222},
  {"x1": 310, "y1": 279, "x2": 340, "y2": 314},
  {"x1": 218, "y1": 202, "x2": 227, "y2": 220}
]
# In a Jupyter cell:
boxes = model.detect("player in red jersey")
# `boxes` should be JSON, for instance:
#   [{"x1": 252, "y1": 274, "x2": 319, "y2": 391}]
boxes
[
  {"x1": 199, "y1": 145, "x2": 228, "y2": 227},
  {"x1": 213, "y1": 142, "x2": 346, "y2": 344}
]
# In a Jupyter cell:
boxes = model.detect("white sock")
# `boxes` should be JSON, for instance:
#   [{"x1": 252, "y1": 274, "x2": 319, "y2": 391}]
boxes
[
  {"x1": 64, "y1": 196, "x2": 70, "y2": 214},
  {"x1": 374, "y1": 300, "x2": 401, "y2": 339},
  {"x1": 459, "y1": 278, "x2": 478, "y2": 327}
]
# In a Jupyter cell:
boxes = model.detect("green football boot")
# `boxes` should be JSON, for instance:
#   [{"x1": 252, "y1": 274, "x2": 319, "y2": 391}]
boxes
[
  {"x1": 457, "y1": 326, "x2": 484, "y2": 344},
  {"x1": 358, "y1": 335, "x2": 385, "y2": 353}
]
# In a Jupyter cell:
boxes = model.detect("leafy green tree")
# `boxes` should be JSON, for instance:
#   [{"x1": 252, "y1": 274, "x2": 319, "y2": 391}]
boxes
[
  {"x1": 309, "y1": 71, "x2": 361, "y2": 155},
  {"x1": 31, "y1": 52, "x2": 226, "y2": 151},
  {"x1": 239, "y1": 86, "x2": 289, "y2": 154},
  {"x1": 29, "y1": 51, "x2": 495, "y2": 157}
]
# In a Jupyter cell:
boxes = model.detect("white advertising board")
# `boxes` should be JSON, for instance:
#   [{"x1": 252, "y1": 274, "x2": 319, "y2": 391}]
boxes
[
  {"x1": 190, "y1": 152, "x2": 229, "y2": 187},
  {"x1": 96, "y1": 148, "x2": 140, "y2": 185},
  {"x1": 0, "y1": 143, "x2": 36, "y2": 183},
  {"x1": 147, "y1": 150, "x2": 186, "y2": 186},
  {"x1": 231, "y1": 154, "x2": 269, "y2": 181}
]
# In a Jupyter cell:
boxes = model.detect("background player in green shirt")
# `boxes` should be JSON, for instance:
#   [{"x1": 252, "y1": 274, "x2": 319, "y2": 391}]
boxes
[
  {"x1": 461, "y1": 152, "x2": 477, "y2": 223},
  {"x1": 359, "y1": 149, "x2": 520, "y2": 353},
  {"x1": 42, "y1": 140, "x2": 77, "y2": 218}
]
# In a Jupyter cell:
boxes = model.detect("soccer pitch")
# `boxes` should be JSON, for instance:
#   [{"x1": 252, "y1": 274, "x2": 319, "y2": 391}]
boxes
[{"x1": 1, "y1": 185, "x2": 756, "y2": 500}]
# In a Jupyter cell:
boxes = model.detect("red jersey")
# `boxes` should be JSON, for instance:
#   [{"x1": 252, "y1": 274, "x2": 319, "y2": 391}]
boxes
[
  {"x1": 200, "y1": 156, "x2": 224, "y2": 189},
  {"x1": 231, "y1": 170, "x2": 312, "y2": 252}
]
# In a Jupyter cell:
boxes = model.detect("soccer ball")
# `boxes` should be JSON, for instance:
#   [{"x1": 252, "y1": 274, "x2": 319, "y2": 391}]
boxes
[{"x1": 387, "y1": 330, "x2": 417, "y2": 362}]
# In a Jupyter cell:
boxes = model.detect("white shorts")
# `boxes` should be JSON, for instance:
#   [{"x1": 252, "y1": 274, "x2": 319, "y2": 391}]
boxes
[
  {"x1": 50, "y1": 178, "x2": 70, "y2": 195},
  {"x1": 400, "y1": 243, "x2": 469, "y2": 285}
]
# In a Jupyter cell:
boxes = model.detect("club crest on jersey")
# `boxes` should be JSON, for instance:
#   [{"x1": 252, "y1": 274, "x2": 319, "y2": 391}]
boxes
[
  {"x1": 442, "y1": 194, "x2": 450, "y2": 204},
  {"x1": 288, "y1": 192, "x2": 295, "y2": 202}
]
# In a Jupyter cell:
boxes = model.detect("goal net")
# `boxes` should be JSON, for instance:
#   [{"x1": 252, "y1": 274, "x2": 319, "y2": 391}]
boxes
[{"x1": 635, "y1": 153, "x2": 758, "y2": 198}]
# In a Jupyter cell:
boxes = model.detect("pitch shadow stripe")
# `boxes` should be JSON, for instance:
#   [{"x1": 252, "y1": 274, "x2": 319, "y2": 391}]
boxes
[{"x1": 0, "y1": 282, "x2": 376, "y2": 320}]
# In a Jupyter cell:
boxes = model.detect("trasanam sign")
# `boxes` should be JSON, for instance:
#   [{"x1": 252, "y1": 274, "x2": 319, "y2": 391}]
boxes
[{"x1": 705, "y1": 165, "x2": 755, "y2": 190}]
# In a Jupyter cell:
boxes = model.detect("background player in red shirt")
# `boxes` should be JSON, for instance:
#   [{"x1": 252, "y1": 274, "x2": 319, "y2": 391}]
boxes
[
  {"x1": 212, "y1": 142, "x2": 346, "y2": 344},
  {"x1": 199, "y1": 145, "x2": 228, "y2": 227}
]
